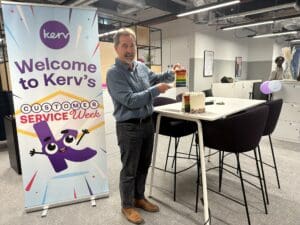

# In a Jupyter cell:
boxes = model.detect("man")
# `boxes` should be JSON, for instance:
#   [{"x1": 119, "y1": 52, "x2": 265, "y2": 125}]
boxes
[
  {"x1": 106, "y1": 28, "x2": 181, "y2": 224},
  {"x1": 269, "y1": 56, "x2": 292, "y2": 80}
]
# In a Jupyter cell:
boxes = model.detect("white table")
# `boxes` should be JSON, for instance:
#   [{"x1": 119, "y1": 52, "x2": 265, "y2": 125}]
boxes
[{"x1": 149, "y1": 97, "x2": 265, "y2": 225}]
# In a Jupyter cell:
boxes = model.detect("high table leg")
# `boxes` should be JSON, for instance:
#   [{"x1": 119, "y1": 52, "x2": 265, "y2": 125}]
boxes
[
  {"x1": 149, "y1": 114, "x2": 161, "y2": 197},
  {"x1": 196, "y1": 120, "x2": 210, "y2": 225},
  {"x1": 149, "y1": 115, "x2": 210, "y2": 225}
]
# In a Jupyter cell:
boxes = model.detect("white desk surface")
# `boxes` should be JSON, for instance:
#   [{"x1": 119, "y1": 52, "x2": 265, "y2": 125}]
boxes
[{"x1": 154, "y1": 97, "x2": 266, "y2": 121}]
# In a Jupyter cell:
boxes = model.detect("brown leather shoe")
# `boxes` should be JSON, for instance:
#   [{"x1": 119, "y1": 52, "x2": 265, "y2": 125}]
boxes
[
  {"x1": 134, "y1": 198, "x2": 159, "y2": 212},
  {"x1": 122, "y1": 208, "x2": 144, "y2": 224}
]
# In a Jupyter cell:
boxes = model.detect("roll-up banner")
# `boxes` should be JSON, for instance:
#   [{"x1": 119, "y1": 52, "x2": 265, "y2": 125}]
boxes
[{"x1": 2, "y1": 1, "x2": 109, "y2": 211}]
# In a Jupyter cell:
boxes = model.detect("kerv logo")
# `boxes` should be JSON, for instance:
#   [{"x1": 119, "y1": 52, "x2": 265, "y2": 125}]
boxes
[{"x1": 40, "y1": 21, "x2": 70, "y2": 49}]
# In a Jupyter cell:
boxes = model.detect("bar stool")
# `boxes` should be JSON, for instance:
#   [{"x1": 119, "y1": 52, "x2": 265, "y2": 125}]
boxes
[{"x1": 202, "y1": 105, "x2": 269, "y2": 225}]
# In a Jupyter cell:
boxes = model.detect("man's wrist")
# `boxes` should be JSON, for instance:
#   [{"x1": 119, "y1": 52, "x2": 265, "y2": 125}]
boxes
[{"x1": 149, "y1": 86, "x2": 160, "y2": 98}]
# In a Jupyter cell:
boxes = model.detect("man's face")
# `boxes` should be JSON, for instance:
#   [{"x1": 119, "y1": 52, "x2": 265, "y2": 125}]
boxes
[{"x1": 115, "y1": 34, "x2": 136, "y2": 64}]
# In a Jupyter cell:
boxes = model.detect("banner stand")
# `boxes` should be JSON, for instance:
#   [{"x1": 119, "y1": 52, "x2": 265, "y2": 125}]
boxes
[
  {"x1": 2, "y1": 1, "x2": 109, "y2": 212},
  {"x1": 90, "y1": 196, "x2": 97, "y2": 207},
  {"x1": 25, "y1": 193, "x2": 109, "y2": 213},
  {"x1": 33, "y1": 195, "x2": 98, "y2": 217},
  {"x1": 41, "y1": 206, "x2": 48, "y2": 217}
]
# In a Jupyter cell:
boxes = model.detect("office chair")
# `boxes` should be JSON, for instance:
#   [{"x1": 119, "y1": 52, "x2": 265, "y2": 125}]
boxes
[
  {"x1": 203, "y1": 89, "x2": 213, "y2": 97},
  {"x1": 176, "y1": 93, "x2": 183, "y2": 102},
  {"x1": 250, "y1": 82, "x2": 271, "y2": 101},
  {"x1": 202, "y1": 105, "x2": 269, "y2": 225}
]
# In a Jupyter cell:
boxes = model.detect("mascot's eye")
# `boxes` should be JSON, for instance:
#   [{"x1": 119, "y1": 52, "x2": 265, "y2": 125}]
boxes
[
  {"x1": 63, "y1": 135, "x2": 75, "y2": 146},
  {"x1": 45, "y1": 142, "x2": 58, "y2": 155}
]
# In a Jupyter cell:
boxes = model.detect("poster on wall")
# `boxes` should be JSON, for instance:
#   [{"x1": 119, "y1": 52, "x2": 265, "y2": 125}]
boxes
[
  {"x1": 2, "y1": 1, "x2": 109, "y2": 211},
  {"x1": 203, "y1": 50, "x2": 214, "y2": 77},
  {"x1": 235, "y1": 56, "x2": 242, "y2": 77}
]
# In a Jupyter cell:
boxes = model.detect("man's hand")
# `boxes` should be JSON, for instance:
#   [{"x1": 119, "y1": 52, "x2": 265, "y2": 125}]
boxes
[
  {"x1": 157, "y1": 83, "x2": 172, "y2": 93},
  {"x1": 172, "y1": 63, "x2": 184, "y2": 73}
]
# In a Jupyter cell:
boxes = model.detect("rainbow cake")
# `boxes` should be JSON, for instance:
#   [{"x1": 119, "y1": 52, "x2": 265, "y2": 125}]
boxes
[
  {"x1": 182, "y1": 92, "x2": 205, "y2": 113},
  {"x1": 175, "y1": 69, "x2": 187, "y2": 87}
]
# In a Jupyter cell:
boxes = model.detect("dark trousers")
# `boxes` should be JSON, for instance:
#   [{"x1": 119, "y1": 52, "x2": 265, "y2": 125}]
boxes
[{"x1": 116, "y1": 119, "x2": 154, "y2": 208}]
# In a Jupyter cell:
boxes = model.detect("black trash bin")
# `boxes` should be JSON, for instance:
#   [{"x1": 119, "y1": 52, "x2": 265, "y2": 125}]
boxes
[
  {"x1": 0, "y1": 91, "x2": 22, "y2": 174},
  {"x1": 0, "y1": 91, "x2": 10, "y2": 141},
  {"x1": 4, "y1": 115, "x2": 22, "y2": 174},
  {"x1": 0, "y1": 117, "x2": 5, "y2": 141}
]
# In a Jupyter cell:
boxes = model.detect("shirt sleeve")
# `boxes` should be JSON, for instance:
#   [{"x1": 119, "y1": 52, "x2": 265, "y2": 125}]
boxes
[
  {"x1": 106, "y1": 68, "x2": 160, "y2": 109},
  {"x1": 145, "y1": 65, "x2": 175, "y2": 86}
]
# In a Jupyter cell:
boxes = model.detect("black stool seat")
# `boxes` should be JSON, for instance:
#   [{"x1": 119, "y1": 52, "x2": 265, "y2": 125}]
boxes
[{"x1": 156, "y1": 119, "x2": 197, "y2": 137}]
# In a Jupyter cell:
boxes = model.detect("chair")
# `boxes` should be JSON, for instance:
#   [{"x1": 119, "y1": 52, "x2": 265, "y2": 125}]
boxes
[
  {"x1": 243, "y1": 99, "x2": 283, "y2": 206},
  {"x1": 176, "y1": 93, "x2": 183, "y2": 102},
  {"x1": 250, "y1": 82, "x2": 271, "y2": 101},
  {"x1": 203, "y1": 89, "x2": 213, "y2": 97},
  {"x1": 255, "y1": 99, "x2": 283, "y2": 204},
  {"x1": 152, "y1": 97, "x2": 200, "y2": 211},
  {"x1": 262, "y1": 99, "x2": 283, "y2": 188},
  {"x1": 202, "y1": 105, "x2": 269, "y2": 225}
]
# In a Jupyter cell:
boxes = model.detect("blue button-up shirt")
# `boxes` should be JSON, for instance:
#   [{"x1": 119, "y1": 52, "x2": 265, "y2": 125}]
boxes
[{"x1": 106, "y1": 58, "x2": 174, "y2": 122}]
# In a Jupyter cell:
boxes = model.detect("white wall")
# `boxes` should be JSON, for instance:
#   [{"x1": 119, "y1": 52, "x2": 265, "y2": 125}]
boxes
[
  {"x1": 157, "y1": 19, "x2": 195, "y2": 72},
  {"x1": 194, "y1": 28, "x2": 249, "y2": 61},
  {"x1": 158, "y1": 19, "x2": 249, "y2": 62},
  {"x1": 248, "y1": 39, "x2": 274, "y2": 62},
  {"x1": 194, "y1": 28, "x2": 249, "y2": 90},
  {"x1": 246, "y1": 39, "x2": 274, "y2": 80},
  {"x1": 272, "y1": 42, "x2": 283, "y2": 61},
  {"x1": 156, "y1": 18, "x2": 294, "y2": 92},
  {"x1": 157, "y1": 18, "x2": 249, "y2": 91},
  {"x1": 156, "y1": 19, "x2": 195, "y2": 95}
]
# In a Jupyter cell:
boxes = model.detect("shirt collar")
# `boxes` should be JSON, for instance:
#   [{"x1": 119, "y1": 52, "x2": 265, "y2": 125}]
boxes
[{"x1": 115, "y1": 58, "x2": 137, "y2": 71}]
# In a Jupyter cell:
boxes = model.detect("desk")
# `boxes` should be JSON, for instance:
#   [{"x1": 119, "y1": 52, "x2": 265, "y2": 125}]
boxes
[{"x1": 149, "y1": 97, "x2": 265, "y2": 225}]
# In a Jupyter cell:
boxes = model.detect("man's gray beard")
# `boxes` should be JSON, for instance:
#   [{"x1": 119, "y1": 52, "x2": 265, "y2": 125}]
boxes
[{"x1": 125, "y1": 57, "x2": 134, "y2": 64}]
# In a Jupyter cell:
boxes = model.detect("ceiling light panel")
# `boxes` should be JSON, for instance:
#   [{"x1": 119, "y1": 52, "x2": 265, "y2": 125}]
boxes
[
  {"x1": 253, "y1": 31, "x2": 298, "y2": 38},
  {"x1": 222, "y1": 20, "x2": 274, "y2": 31},
  {"x1": 177, "y1": 0, "x2": 240, "y2": 17}
]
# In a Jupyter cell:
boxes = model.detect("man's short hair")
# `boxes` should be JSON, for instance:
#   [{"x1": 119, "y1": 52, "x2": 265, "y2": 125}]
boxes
[
  {"x1": 113, "y1": 28, "x2": 136, "y2": 47},
  {"x1": 275, "y1": 56, "x2": 285, "y2": 63}
]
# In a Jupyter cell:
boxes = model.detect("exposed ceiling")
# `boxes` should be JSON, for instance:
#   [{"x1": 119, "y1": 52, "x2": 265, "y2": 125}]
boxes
[{"x1": 1, "y1": 0, "x2": 300, "y2": 40}]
